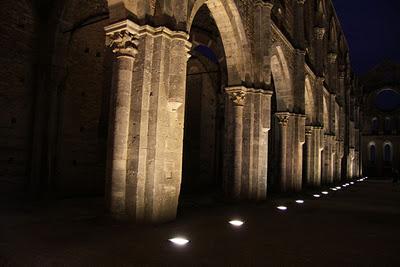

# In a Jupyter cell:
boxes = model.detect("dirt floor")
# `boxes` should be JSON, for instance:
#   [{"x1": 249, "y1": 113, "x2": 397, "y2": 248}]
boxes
[{"x1": 1, "y1": 179, "x2": 400, "y2": 266}]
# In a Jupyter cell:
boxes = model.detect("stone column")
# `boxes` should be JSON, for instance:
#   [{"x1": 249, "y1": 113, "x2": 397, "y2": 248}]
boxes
[
  {"x1": 105, "y1": 20, "x2": 191, "y2": 223},
  {"x1": 105, "y1": 29, "x2": 139, "y2": 219},
  {"x1": 304, "y1": 126, "x2": 313, "y2": 186},
  {"x1": 225, "y1": 87, "x2": 246, "y2": 200},
  {"x1": 256, "y1": 90, "x2": 273, "y2": 199},
  {"x1": 276, "y1": 112, "x2": 290, "y2": 192},
  {"x1": 294, "y1": 114, "x2": 306, "y2": 191}
]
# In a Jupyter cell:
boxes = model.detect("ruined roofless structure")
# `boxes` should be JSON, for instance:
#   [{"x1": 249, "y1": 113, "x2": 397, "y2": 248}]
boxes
[{"x1": 0, "y1": 0, "x2": 361, "y2": 223}]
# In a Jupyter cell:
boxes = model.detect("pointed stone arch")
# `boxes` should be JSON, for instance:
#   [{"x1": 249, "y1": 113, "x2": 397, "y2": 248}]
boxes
[
  {"x1": 323, "y1": 92, "x2": 329, "y2": 132},
  {"x1": 188, "y1": 0, "x2": 251, "y2": 85},
  {"x1": 329, "y1": 18, "x2": 338, "y2": 52},
  {"x1": 271, "y1": 46, "x2": 293, "y2": 112},
  {"x1": 305, "y1": 76, "x2": 316, "y2": 125}
]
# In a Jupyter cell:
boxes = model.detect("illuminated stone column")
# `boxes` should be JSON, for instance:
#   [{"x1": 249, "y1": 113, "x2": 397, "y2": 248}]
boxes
[
  {"x1": 105, "y1": 27, "x2": 139, "y2": 219},
  {"x1": 105, "y1": 20, "x2": 191, "y2": 223},
  {"x1": 225, "y1": 87, "x2": 246, "y2": 200},
  {"x1": 305, "y1": 125, "x2": 323, "y2": 187},
  {"x1": 294, "y1": 114, "x2": 306, "y2": 191},
  {"x1": 255, "y1": 90, "x2": 273, "y2": 199},
  {"x1": 315, "y1": 126, "x2": 324, "y2": 186},
  {"x1": 304, "y1": 126, "x2": 313, "y2": 186},
  {"x1": 276, "y1": 112, "x2": 290, "y2": 192},
  {"x1": 246, "y1": 89, "x2": 273, "y2": 200}
]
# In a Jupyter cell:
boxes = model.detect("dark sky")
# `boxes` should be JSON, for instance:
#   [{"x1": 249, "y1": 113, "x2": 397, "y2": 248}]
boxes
[{"x1": 332, "y1": 0, "x2": 400, "y2": 74}]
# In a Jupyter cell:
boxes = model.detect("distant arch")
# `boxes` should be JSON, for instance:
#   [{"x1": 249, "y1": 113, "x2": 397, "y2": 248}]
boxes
[
  {"x1": 271, "y1": 46, "x2": 293, "y2": 112},
  {"x1": 368, "y1": 141, "x2": 376, "y2": 162},
  {"x1": 323, "y1": 93, "x2": 329, "y2": 132},
  {"x1": 329, "y1": 18, "x2": 338, "y2": 52},
  {"x1": 383, "y1": 141, "x2": 393, "y2": 162}
]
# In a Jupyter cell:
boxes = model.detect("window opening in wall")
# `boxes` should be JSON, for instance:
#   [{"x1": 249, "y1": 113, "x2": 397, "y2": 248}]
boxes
[{"x1": 383, "y1": 143, "x2": 392, "y2": 162}]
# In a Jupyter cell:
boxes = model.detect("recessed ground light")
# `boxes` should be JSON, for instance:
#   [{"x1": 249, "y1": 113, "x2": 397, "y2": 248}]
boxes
[
  {"x1": 321, "y1": 191, "x2": 329, "y2": 195},
  {"x1": 336, "y1": 186, "x2": 341, "y2": 189},
  {"x1": 169, "y1": 237, "x2": 189, "y2": 246},
  {"x1": 277, "y1": 206, "x2": 288, "y2": 211},
  {"x1": 295, "y1": 200, "x2": 305, "y2": 204},
  {"x1": 331, "y1": 188, "x2": 337, "y2": 191},
  {"x1": 350, "y1": 182, "x2": 354, "y2": 184},
  {"x1": 229, "y1": 220, "x2": 244, "y2": 227},
  {"x1": 313, "y1": 194, "x2": 321, "y2": 198}
]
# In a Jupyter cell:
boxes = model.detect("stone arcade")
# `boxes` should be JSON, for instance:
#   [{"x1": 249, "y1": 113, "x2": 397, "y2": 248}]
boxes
[{"x1": 0, "y1": 0, "x2": 362, "y2": 223}]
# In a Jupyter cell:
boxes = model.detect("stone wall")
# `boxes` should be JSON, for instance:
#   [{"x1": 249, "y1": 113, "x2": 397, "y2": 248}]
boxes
[{"x1": 0, "y1": 0, "x2": 36, "y2": 194}]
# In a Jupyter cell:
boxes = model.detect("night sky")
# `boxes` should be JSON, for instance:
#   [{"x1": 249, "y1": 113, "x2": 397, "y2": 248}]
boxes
[{"x1": 332, "y1": 0, "x2": 400, "y2": 74}]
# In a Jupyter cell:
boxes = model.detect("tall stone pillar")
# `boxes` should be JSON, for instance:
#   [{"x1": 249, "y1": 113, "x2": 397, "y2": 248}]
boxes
[
  {"x1": 294, "y1": 114, "x2": 306, "y2": 190},
  {"x1": 225, "y1": 87, "x2": 246, "y2": 200},
  {"x1": 105, "y1": 20, "x2": 191, "y2": 223},
  {"x1": 276, "y1": 112, "x2": 290, "y2": 192},
  {"x1": 304, "y1": 126, "x2": 313, "y2": 186},
  {"x1": 248, "y1": 89, "x2": 273, "y2": 200},
  {"x1": 225, "y1": 87, "x2": 272, "y2": 200},
  {"x1": 105, "y1": 29, "x2": 139, "y2": 219}
]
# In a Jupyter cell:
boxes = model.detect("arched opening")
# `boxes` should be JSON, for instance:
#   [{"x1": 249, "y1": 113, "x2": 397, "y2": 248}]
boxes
[
  {"x1": 383, "y1": 141, "x2": 393, "y2": 177},
  {"x1": 383, "y1": 142, "x2": 393, "y2": 162},
  {"x1": 180, "y1": 4, "x2": 228, "y2": 207},
  {"x1": 369, "y1": 144, "x2": 376, "y2": 162}
]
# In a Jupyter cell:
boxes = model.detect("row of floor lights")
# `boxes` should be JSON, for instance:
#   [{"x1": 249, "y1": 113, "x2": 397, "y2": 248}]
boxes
[
  {"x1": 169, "y1": 177, "x2": 369, "y2": 246},
  {"x1": 169, "y1": 219, "x2": 246, "y2": 246}
]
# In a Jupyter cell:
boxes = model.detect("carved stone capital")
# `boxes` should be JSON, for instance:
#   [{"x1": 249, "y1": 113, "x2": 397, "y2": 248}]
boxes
[
  {"x1": 254, "y1": 0, "x2": 274, "y2": 9},
  {"x1": 276, "y1": 113, "x2": 290, "y2": 126},
  {"x1": 225, "y1": 87, "x2": 247, "y2": 106},
  {"x1": 314, "y1": 27, "x2": 325, "y2": 40},
  {"x1": 305, "y1": 126, "x2": 313, "y2": 136},
  {"x1": 327, "y1": 52, "x2": 338, "y2": 63},
  {"x1": 106, "y1": 30, "x2": 139, "y2": 58}
]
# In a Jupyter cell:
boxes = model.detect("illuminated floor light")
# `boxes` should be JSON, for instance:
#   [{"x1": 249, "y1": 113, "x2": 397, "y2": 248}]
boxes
[
  {"x1": 277, "y1": 206, "x2": 288, "y2": 211},
  {"x1": 169, "y1": 237, "x2": 189, "y2": 246},
  {"x1": 229, "y1": 220, "x2": 244, "y2": 227},
  {"x1": 350, "y1": 182, "x2": 354, "y2": 185},
  {"x1": 321, "y1": 191, "x2": 329, "y2": 195},
  {"x1": 331, "y1": 188, "x2": 337, "y2": 191},
  {"x1": 296, "y1": 200, "x2": 305, "y2": 204},
  {"x1": 313, "y1": 194, "x2": 321, "y2": 198},
  {"x1": 336, "y1": 186, "x2": 341, "y2": 189}
]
